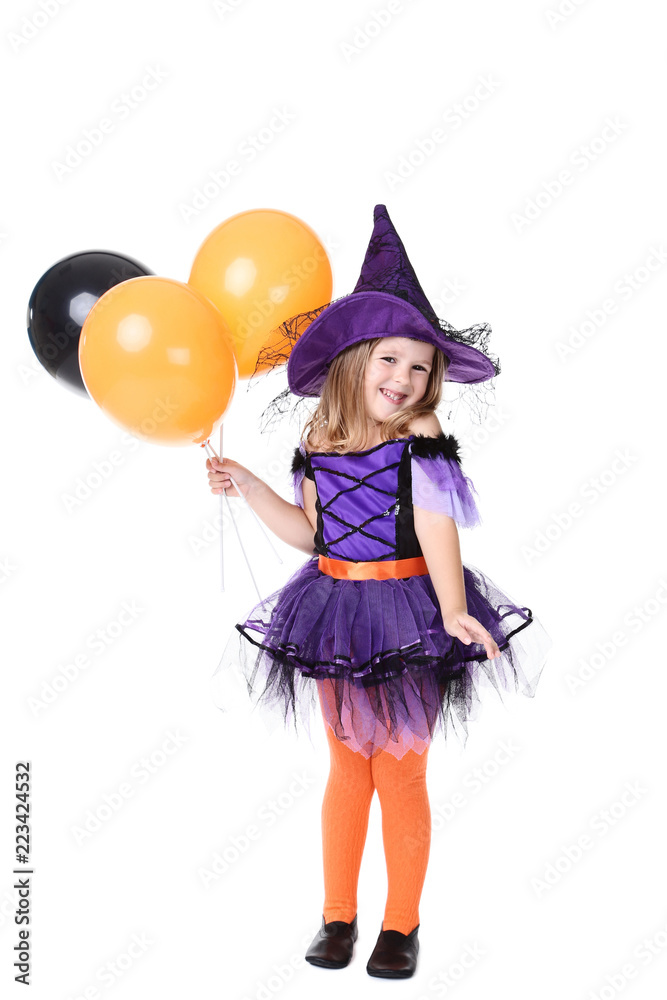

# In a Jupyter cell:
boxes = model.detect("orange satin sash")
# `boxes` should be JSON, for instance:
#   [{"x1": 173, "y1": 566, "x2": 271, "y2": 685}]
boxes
[{"x1": 318, "y1": 554, "x2": 429, "y2": 580}]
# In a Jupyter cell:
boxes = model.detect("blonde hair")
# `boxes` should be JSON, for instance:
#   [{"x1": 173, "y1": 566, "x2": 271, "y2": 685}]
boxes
[{"x1": 301, "y1": 337, "x2": 449, "y2": 453}]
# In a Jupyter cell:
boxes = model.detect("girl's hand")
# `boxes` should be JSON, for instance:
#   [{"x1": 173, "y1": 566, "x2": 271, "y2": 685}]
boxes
[
  {"x1": 442, "y1": 609, "x2": 502, "y2": 660},
  {"x1": 205, "y1": 456, "x2": 257, "y2": 500}
]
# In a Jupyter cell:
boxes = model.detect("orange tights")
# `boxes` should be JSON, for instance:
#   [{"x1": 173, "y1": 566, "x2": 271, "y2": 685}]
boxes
[{"x1": 320, "y1": 719, "x2": 432, "y2": 935}]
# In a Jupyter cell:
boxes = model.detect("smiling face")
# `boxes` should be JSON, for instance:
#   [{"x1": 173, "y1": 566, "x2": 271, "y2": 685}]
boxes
[{"x1": 363, "y1": 336, "x2": 436, "y2": 426}]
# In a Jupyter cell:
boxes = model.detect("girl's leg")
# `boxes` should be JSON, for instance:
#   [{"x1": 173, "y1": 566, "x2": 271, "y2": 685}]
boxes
[
  {"x1": 371, "y1": 745, "x2": 432, "y2": 935},
  {"x1": 318, "y1": 681, "x2": 375, "y2": 923}
]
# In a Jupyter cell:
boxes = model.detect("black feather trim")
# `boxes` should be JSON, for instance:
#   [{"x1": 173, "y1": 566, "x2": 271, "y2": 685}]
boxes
[
  {"x1": 410, "y1": 432, "x2": 461, "y2": 465},
  {"x1": 291, "y1": 446, "x2": 306, "y2": 475}
]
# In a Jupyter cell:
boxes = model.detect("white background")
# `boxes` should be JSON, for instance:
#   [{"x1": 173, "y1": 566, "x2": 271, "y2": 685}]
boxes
[{"x1": 3, "y1": 0, "x2": 666, "y2": 997}]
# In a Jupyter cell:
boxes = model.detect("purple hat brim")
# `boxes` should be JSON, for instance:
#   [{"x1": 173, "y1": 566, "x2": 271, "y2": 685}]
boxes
[{"x1": 286, "y1": 291, "x2": 495, "y2": 397}]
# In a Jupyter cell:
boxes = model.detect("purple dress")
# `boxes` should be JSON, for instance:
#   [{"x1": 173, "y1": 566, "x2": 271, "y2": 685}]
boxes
[{"x1": 213, "y1": 433, "x2": 552, "y2": 759}]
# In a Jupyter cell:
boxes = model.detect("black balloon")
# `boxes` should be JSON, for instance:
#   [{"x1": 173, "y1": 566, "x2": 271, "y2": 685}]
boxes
[{"x1": 27, "y1": 250, "x2": 153, "y2": 398}]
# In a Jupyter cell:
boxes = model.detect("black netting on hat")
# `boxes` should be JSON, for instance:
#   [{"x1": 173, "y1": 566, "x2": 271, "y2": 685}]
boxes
[
  {"x1": 243, "y1": 292, "x2": 501, "y2": 433},
  {"x1": 244, "y1": 292, "x2": 342, "y2": 434}
]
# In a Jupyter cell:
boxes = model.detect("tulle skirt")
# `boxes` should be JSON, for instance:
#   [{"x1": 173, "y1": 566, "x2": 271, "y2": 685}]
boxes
[{"x1": 211, "y1": 556, "x2": 553, "y2": 759}]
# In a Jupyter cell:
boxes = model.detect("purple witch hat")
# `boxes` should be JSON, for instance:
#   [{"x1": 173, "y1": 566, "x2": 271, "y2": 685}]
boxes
[{"x1": 250, "y1": 204, "x2": 500, "y2": 427}]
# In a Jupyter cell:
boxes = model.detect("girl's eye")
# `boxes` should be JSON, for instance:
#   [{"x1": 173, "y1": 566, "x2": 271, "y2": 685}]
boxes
[{"x1": 380, "y1": 356, "x2": 427, "y2": 372}]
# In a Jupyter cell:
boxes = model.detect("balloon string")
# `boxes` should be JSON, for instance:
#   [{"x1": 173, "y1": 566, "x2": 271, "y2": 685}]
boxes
[
  {"x1": 207, "y1": 437, "x2": 283, "y2": 565},
  {"x1": 203, "y1": 438, "x2": 259, "y2": 600},
  {"x1": 203, "y1": 438, "x2": 283, "y2": 602},
  {"x1": 218, "y1": 424, "x2": 224, "y2": 592}
]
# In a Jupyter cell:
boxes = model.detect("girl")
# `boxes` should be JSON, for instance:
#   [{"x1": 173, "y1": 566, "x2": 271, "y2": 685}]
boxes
[{"x1": 206, "y1": 205, "x2": 552, "y2": 979}]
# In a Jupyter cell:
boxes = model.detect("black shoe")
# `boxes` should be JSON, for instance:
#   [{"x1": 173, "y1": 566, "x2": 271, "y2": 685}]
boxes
[
  {"x1": 366, "y1": 924, "x2": 420, "y2": 978},
  {"x1": 305, "y1": 914, "x2": 358, "y2": 969}
]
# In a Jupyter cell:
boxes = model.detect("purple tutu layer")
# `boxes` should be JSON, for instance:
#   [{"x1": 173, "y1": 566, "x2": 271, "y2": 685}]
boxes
[{"x1": 212, "y1": 557, "x2": 553, "y2": 759}]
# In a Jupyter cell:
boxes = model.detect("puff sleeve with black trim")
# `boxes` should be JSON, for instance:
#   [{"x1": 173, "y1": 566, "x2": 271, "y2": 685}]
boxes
[{"x1": 410, "y1": 432, "x2": 482, "y2": 528}]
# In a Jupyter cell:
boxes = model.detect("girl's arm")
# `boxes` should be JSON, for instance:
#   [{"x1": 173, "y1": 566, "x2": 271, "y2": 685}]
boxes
[
  {"x1": 413, "y1": 506, "x2": 467, "y2": 617},
  {"x1": 208, "y1": 457, "x2": 317, "y2": 556},
  {"x1": 409, "y1": 404, "x2": 467, "y2": 614},
  {"x1": 413, "y1": 505, "x2": 500, "y2": 659},
  {"x1": 245, "y1": 478, "x2": 317, "y2": 556}
]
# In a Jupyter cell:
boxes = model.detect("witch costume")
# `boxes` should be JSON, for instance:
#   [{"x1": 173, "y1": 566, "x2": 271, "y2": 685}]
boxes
[{"x1": 212, "y1": 204, "x2": 553, "y2": 761}]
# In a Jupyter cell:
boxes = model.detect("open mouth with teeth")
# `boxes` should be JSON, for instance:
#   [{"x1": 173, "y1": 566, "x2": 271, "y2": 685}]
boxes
[{"x1": 380, "y1": 387, "x2": 407, "y2": 403}]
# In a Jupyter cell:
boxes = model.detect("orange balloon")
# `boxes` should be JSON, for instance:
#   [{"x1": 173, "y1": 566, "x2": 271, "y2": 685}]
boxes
[
  {"x1": 188, "y1": 208, "x2": 332, "y2": 378},
  {"x1": 79, "y1": 276, "x2": 237, "y2": 446}
]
